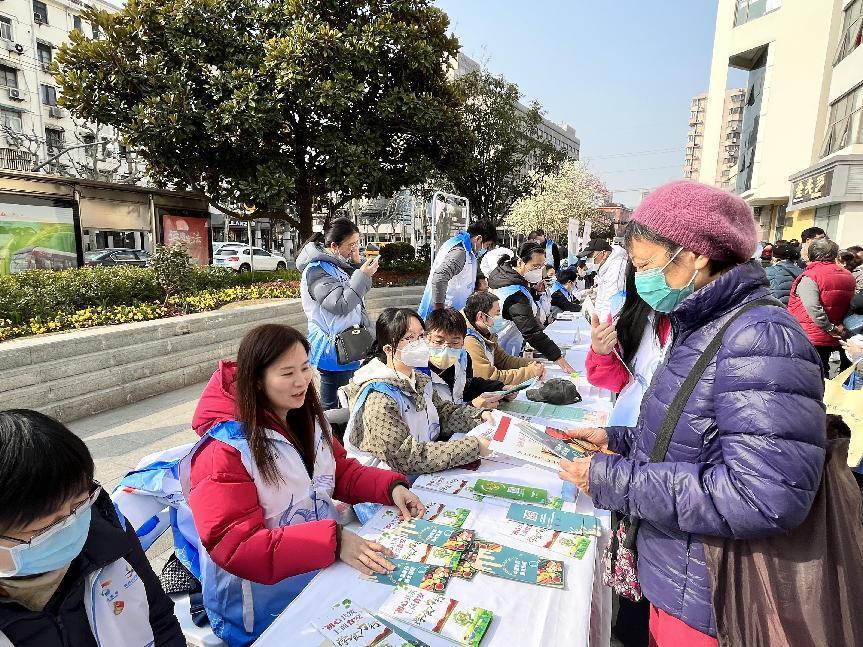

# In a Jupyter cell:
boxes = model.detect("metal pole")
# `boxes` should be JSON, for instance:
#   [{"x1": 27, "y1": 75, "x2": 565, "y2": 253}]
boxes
[{"x1": 247, "y1": 220, "x2": 254, "y2": 272}]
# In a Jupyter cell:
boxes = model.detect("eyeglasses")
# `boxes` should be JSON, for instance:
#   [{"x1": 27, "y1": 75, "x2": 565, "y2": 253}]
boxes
[
  {"x1": 427, "y1": 339, "x2": 463, "y2": 349},
  {"x1": 398, "y1": 333, "x2": 426, "y2": 347},
  {"x1": 0, "y1": 482, "x2": 101, "y2": 548}
]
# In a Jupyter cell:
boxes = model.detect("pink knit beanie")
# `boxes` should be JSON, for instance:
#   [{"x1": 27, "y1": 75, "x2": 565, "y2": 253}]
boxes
[{"x1": 632, "y1": 180, "x2": 757, "y2": 262}]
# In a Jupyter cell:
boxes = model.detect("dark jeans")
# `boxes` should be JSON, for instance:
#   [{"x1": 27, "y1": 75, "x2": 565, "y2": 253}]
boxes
[
  {"x1": 815, "y1": 345, "x2": 852, "y2": 378},
  {"x1": 318, "y1": 368, "x2": 353, "y2": 412}
]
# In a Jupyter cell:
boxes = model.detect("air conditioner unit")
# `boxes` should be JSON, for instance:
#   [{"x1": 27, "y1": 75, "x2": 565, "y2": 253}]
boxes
[
  {"x1": 33, "y1": 13, "x2": 44, "y2": 24},
  {"x1": 41, "y1": 62, "x2": 50, "y2": 72},
  {"x1": 2, "y1": 40, "x2": 16, "y2": 53},
  {"x1": 49, "y1": 106, "x2": 63, "y2": 118},
  {"x1": 7, "y1": 88, "x2": 23, "y2": 101}
]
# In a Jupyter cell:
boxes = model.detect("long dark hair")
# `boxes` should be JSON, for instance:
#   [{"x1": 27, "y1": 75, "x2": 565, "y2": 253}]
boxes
[
  {"x1": 367, "y1": 307, "x2": 425, "y2": 363},
  {"x1": 235, "y1": 324, "x2": 329, "y2": 484},
  {"x1": 616, "y1": 261, "x2": 657, "y2": 367},
  {"x1": 304, "y1": 217, "x2": 359, "y2": 247}
]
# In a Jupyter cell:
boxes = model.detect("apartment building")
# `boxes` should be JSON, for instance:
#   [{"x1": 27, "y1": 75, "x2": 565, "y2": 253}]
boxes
[
  {"x1": 685, "y1": 89, "x2": 745, "y2": 188},
  {"x1": 698, "y1": 0, "x2": 860, "y2": 245}
]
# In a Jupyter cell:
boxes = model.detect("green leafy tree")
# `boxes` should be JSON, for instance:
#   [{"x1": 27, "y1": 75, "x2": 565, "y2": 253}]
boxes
[
  {"x1": 442, "y1": 69, "x2": 568, "y2": 225},
  {"x1": 149, "y1": 241, "x2": 195, "y2": 304},
  {"x1": 54, "y1": 0, "x2": 464, "y2": 239}
]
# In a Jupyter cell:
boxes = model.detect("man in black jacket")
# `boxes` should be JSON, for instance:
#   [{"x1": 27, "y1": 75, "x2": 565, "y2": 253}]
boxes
[{"x1": 0, "y1": 410, "x2": 184, "y2": 647}]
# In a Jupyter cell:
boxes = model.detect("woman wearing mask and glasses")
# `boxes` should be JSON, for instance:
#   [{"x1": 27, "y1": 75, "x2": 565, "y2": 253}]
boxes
[
  {"x1": 0, "y1": 410, "x2": 184, "y2": 647},
  {"x1": 487, "y1": 241, "x2": 576, "y2": 372},
  {"x1": 345, "y1": 308, "x2": 495, "y2": 475},
  {"x1": 297, "y1": 218, "x2": 379, "y2": 411}
]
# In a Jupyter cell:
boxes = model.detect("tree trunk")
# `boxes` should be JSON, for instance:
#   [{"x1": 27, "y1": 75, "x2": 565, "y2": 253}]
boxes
[{"x1": 296, "y1": 184, "x2": 315, "y2": 241}]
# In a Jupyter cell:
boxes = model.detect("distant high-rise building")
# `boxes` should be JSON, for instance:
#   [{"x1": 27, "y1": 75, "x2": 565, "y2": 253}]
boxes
[{"x1": 684, "y1": 89, "x2": 745, "y2": 188}]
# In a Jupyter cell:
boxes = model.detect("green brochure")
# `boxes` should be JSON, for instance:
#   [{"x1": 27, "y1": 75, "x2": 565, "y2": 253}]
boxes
[
  {"x1": 457, "y1": 539, "x2": 565, "y2": 588},
  {"x1": 506, "y1": 503, "x2": 601, "y2": 536},
  {"x1": 471, "y1": 479, "x2": 549, "y2": 504},
  {"x1": 391, "y1": 519, "x2": 475, "y2": 552},
  {"x1": 369, "y1": 558, "x2": 452, "y2": 593}
]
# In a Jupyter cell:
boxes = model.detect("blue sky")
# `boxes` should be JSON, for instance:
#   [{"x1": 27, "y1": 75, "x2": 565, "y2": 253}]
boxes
[{"x1": 433, "y1": 1, "x2": 726, "y2": 208}]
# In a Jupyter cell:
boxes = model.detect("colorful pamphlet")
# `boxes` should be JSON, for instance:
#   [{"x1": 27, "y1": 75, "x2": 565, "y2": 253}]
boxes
[
  {"x1": 454, "y1": 539, "x2": 566, "y2": 588},
  {"x1": 378, "y1": 585, "x2": 493, "y2": 647},
  {"x1": 370, "y1": 613, "x2": 432, "y2": 647},
  {"x1": 313, "y1": 598, "x2": 412, "y2": 646},
  {"x1": 488, "y1": 416, "x2": 579, "y2": 471},
  {"x1": 490, "y1": 377, "x2": 536, "y2": 398},
  {"x1": 363, "y1": 503, "x2": 472, "y2": 533},
  {"x1": 391, "y1": 519, "x2": 475, "y2": 552},
  {"x1": 368, "y1": 559, "x2": 453, "y2": 593},
  {"x1": 497, "y1": 519, "x2": 593, "y2": 559},
  {"x1": 497, "y1": 399, "x2": 610, "y2": 427},
  {"x1": 377, "y1": 532, "x2": 463, "y2": 569},
  {"x1": 411, "y1": 475, "x2": 484, "y2": 501},
  {"x1": 471, "y1": 479, "x2": 549, "y2": 504},
  {"x1": 506, "y1": 503, "x2": 602, "y2": 536}
]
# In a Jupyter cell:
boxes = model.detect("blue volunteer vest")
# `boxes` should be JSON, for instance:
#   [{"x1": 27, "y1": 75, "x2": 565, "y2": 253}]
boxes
[{"x1": 418, "y1": 232, "x2": 477, "y2": 319}]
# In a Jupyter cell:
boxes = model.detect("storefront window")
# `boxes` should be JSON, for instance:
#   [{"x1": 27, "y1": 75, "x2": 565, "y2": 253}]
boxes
[
  {"x1": 735, "y1": 52, "x2": 767, "y2": 194},
  {"x1": 813, "y1": 204, "x2": 841, "y2": 240},
  {"x1": 822, "y1": 83, "x2": 863, "y2": 157}
]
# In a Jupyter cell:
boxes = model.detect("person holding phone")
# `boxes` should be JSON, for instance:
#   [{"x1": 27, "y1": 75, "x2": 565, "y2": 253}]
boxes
[{"x1": 297, "y1": 218, "x2": 379, "y2": 411}]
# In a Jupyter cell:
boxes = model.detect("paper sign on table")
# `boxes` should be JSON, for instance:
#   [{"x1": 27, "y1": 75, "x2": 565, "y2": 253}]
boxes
[
  {"x1": 367, "y1": 559, "x2": 453, "y2": 593},
  {"x1": 313, "y1": 598, "x2": 408, "y2": 646},
  {"x1": 377, "y1": 532, "x2": 463, "y2": 568},
  {"x1": 455, "y1": 539, "x2": 566, "y2": 588},
  {"x1": 391, "y1": 519, "x2": 475, "y2": 552},
  {"x1": 378, "y1": 585, "x2": 493, "y2": 647},
  {"x1": 471, "y1": 479, "x2": 549, "y2": 503},
  {"x1": 506, "y1": 503, "x2": 601, "y2": 536}
]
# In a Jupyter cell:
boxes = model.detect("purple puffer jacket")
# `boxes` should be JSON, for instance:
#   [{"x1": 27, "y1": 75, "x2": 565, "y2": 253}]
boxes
[{"x1": 589, "y1": 260, "x2": 826, "y2": 636}]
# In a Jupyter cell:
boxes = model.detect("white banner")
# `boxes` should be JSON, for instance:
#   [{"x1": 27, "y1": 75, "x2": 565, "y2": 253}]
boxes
[{"x1": 567, "y1": 218, "x2": 580, "y2": 265}]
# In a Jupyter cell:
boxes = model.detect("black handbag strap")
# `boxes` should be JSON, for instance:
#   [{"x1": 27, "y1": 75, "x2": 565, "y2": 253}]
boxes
[{"x1": 623, "y1": 296, "x2": 780, "y2": 548}]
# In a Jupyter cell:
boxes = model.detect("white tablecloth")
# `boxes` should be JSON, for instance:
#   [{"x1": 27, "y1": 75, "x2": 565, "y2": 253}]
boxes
[{"x1": 256, "y1": 315, "x2": 614, "y2": 647}]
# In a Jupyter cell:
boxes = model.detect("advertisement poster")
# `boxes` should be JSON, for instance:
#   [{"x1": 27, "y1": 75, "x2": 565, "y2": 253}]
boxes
[
  {"x1": 161, "y1": 212, "x2": 211, "y2": 265},
  {"x1": 429, "y1": 193, "x2": 468, "y2": 262},
  {"x1": 0, "y1": 198, "x2": 80, "y2": 275},
  {"x1": 567, "y1": 218, "x2": 580, "y2": 265}
]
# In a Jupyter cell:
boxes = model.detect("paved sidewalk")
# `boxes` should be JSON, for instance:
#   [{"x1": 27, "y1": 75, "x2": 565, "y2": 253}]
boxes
[{"x1": 68, "y1": 382, "x2": 206, "y2": 575}]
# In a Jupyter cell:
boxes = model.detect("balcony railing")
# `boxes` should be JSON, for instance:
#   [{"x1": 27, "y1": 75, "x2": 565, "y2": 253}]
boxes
[{"x1": 0, "y1": 148, "x2": 36, "y2": 171}]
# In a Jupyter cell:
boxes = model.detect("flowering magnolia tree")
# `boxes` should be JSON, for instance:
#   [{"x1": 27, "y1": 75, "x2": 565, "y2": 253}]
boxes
[{"x1": 506, "y1": 161, "x2": 611, "y2": 239}]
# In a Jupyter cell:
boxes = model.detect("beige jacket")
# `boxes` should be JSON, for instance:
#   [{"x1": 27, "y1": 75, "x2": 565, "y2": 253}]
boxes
[
  {"x1": 345, "y1": 359, "x2": 484, "y2": 474},
  {"x1": 463, "y1": 318, "x2": 536, "y2": 386}
]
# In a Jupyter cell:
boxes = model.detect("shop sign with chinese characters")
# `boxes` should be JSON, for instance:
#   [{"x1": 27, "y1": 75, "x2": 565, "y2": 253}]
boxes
[{"x1": 792, "y1": 170, "x2": 833, "y2": 205}]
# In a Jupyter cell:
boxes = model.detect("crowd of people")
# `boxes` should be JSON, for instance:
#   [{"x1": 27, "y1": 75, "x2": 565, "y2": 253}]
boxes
[{"x1": 0, "y1": 180, "x2": 861, "y2": 647}]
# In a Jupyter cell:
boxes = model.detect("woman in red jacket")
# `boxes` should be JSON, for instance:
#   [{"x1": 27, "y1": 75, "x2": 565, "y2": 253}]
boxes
[{"x1": 187, "y1": 324, "x2": 425, "y2": 647}]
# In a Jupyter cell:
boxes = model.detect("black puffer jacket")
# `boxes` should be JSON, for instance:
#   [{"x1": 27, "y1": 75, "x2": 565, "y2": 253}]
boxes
[
  {"x1": 0, "y1": 492, "x2": 184, "y2": 647},
  {"x1": 487, "y1": 264, "x2": 562, "y2": 361}
]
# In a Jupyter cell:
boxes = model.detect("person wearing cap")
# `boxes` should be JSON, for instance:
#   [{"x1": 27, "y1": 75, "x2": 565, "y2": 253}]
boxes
[
  {"x1": 560, "y1": 180, "x2": 825, "y2": 645},
  {"x1": 582, "y1": 238, "x2": 628, "y2": 321}
]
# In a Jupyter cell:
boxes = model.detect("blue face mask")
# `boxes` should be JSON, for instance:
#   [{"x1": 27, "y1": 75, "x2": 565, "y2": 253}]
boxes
[
  {"x1": 484, "y1": 314, "x2": 507, "y2": 335},
  {"x1": 634, "y1": 247, "x2": 697, "y2": 313},
  {"x1": 0, "y1": 507, "x2": 92, "y2": 577}
]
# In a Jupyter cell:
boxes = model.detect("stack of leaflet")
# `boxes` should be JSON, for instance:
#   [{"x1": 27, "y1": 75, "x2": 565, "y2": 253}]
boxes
[
  {"x1": 411, "y1": 474, "x2": 565, "y2": 510},
  {"x1": 495, "y1": 503, "x2": 600, "y2": 560}
]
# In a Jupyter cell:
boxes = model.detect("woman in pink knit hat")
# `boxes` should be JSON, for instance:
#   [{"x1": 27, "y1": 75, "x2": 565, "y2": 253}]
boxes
[{"x1": 560, "y1": 181, "x2": 827, "y2": 645}]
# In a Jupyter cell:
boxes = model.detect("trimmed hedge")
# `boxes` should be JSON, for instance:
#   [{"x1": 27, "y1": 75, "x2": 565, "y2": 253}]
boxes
[{"x1": 0, "y1": 266, "x2": 300, "y2": 325}]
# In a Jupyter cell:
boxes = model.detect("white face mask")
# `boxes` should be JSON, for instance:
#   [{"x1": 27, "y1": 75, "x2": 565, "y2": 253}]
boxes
[
  {"x1": 396, "y1": 339, "x2": 430, "y2": 368},
  {"x1": 523, "y1": 267, "x2": 544, "y2": 284}
]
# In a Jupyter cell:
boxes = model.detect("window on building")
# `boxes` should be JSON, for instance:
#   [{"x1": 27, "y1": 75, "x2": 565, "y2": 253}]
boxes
[
  {"x1": 736, "y1": 50, "x2": 768, "y2": 195},
  {"x1": 773, "y1": 205, "x2": 787, "y2": 241},
  {"x1": 822, "y1": 83, "x2": 863, "y2": 157},
  {"x1": 835, "y1": 0, "x2": 862, "y2": 65},
  {"x1": 0, "y1": 16, "x2": 12, "y2": 41},
  {"x1": 45, "y1": 127, "x2": 63, "y2": 151},
  {"x1": 40, "y1": 84, "x2": 57, "y2": 106},
  {"x1": 722, "y1": 170, "x2": 731, "y2": 178},
  {"x1": 73, "y1": 15, "x2": 82, "y2": 32},
  {"x1": 91, "y1": 22, "x2": 99, "y2": 39},
  {"x1": 33, "y1": 0, "x2": 48, "y2": 24},
  {"x1": 814, "y1": 204, "x2": 841, "y2": 240},
  {"x1": 0, "y1": 65, "x2": 17, "y2": 89},
  {"x1": 37, "y1": 42, "x2": 52, "y2": 68},
  {"x1": 734, "y1": 0, "x2": 781, "y2": 27},
  {"x1": 1, "y1": 108, "x2": 22, "y2": 132}
]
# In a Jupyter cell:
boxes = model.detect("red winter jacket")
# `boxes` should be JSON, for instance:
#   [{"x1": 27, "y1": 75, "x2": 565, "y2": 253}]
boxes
[
  {"x1": 585, "y1": 314, "x2": 672, "y2": 393},
  {"x1": 188, "y1": 361, "x2": 407, "y2": 585},
  {"x1": 788, "y1": 261, "x2": 855, "y2": 347}
]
